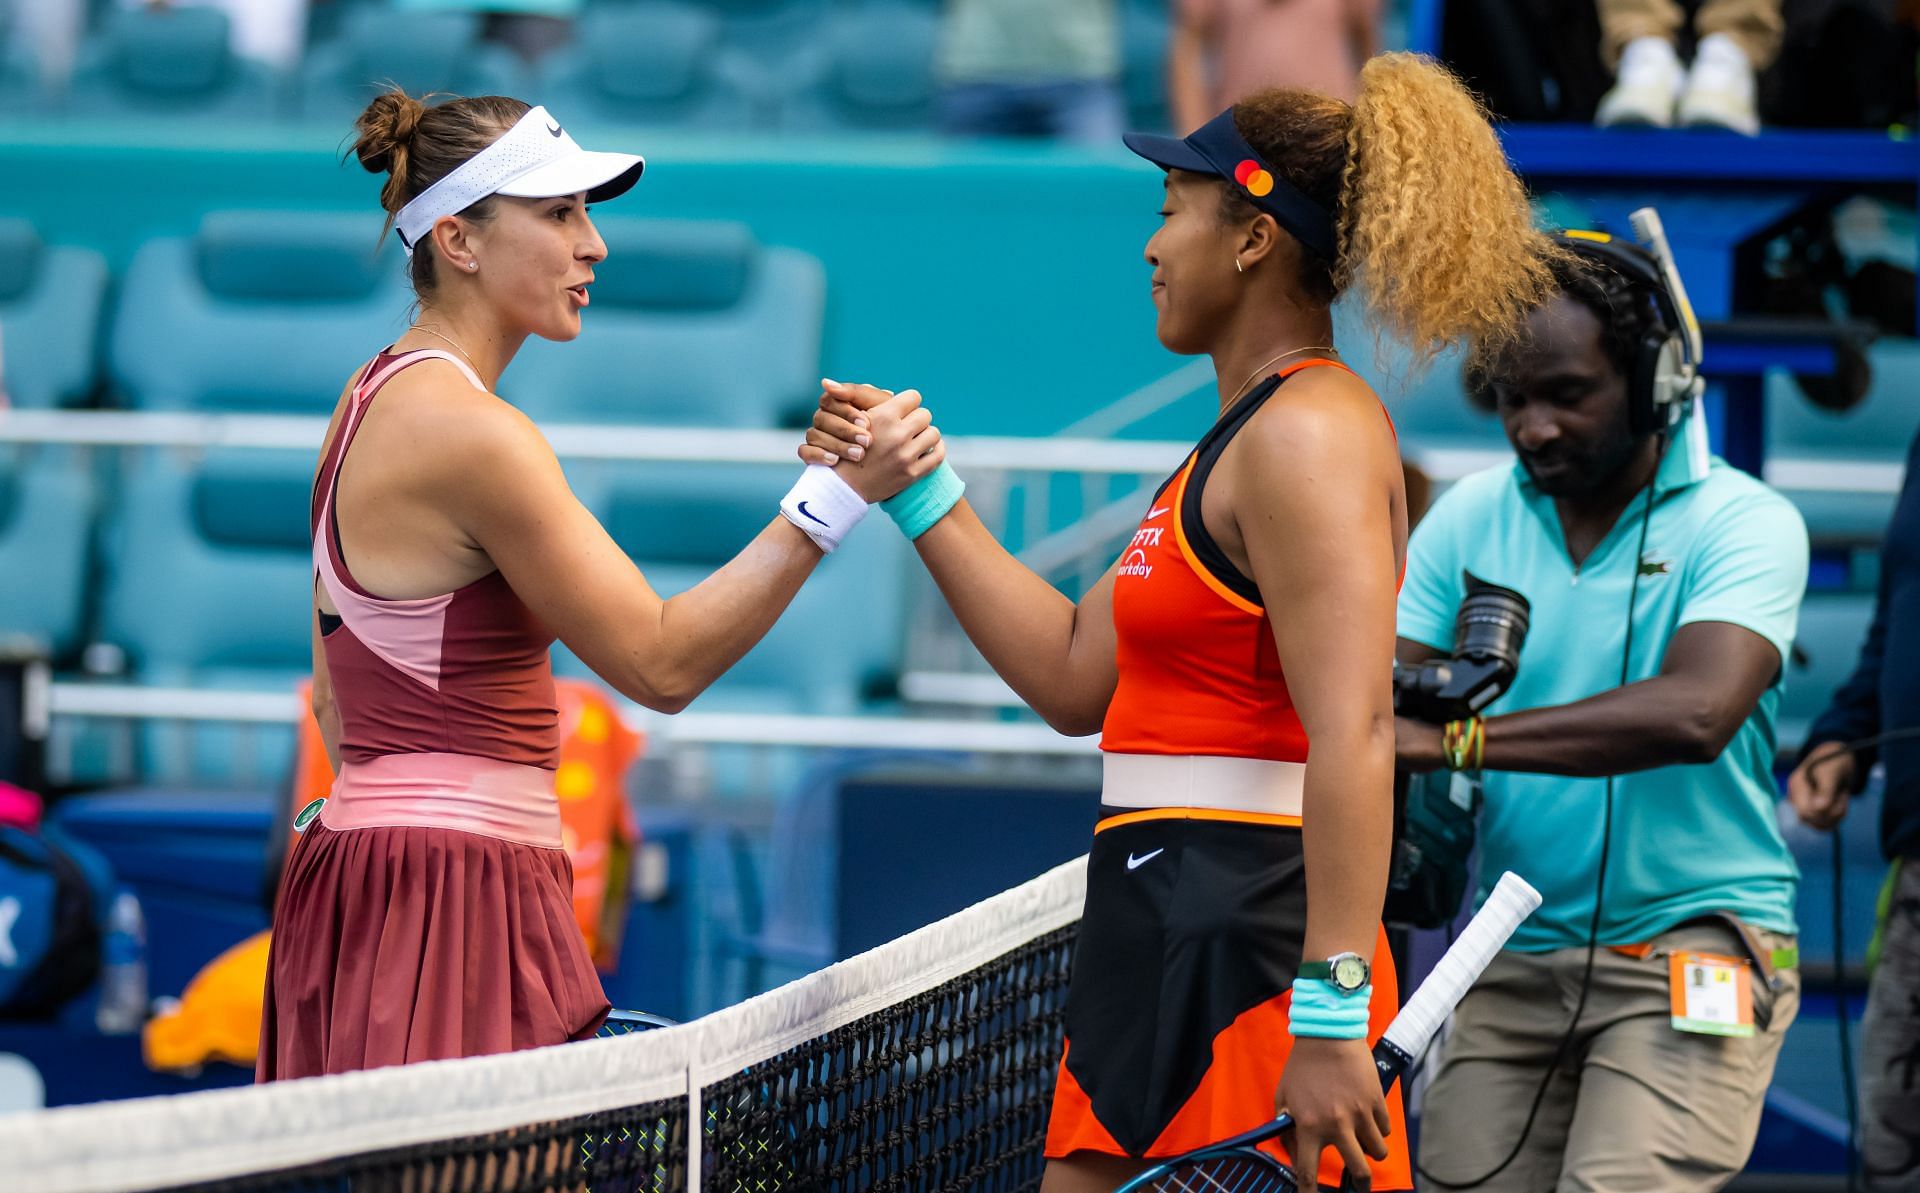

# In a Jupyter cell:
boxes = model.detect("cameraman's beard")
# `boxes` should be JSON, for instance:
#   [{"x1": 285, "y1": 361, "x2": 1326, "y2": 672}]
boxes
[{"x1": 1520, "y1": 420, "x2": 1645, "y2": 500}]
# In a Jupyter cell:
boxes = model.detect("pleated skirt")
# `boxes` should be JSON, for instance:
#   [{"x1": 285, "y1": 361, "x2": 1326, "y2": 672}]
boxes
[{"x1": 258, "y1": 821, "x2": 610, "y2": 1081}]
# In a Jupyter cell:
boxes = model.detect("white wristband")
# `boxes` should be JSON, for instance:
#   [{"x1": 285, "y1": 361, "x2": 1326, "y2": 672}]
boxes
[{"x1": 779, "y1": 464, "x2": 870, "y2": 554}]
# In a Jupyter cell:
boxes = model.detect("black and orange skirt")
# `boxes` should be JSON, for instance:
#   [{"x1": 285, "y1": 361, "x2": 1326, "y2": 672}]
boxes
[{"x1": 1045, "y1": 806, "x2": 1412, "y2": 1190}]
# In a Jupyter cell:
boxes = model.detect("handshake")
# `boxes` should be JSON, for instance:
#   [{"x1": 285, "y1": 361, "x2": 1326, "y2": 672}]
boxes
[{"x1": 796, "y1": 379, "x2": 949, "y2": 505}]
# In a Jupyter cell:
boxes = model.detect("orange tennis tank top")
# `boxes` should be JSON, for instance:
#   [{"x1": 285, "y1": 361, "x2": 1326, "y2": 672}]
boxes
[{"x1": 1101, "y1": 359, "x2": 1391, "y2": 761}]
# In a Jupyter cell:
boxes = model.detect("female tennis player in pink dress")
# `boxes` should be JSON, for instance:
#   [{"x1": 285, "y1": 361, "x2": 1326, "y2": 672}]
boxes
[{"x1": 259, "y1": 89, "x2": 943, "y2": 1080}]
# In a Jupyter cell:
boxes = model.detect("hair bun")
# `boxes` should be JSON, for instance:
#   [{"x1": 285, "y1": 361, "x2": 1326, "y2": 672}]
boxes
[{"x1": 353, "y1": 88, "x2": 427, "y2": 178}]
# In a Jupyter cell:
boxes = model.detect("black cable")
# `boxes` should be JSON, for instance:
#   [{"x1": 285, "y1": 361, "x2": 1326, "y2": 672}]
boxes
[
  {"x1": 1417, "y1": 462, "x2": 1659, "y2": 1190},
  {"x1": 1834, "y1": 826, "x2": 1861, "y2": 1193},
  {"x1": 1808, "y1": 725, "x2": 1920, "y2": 762}
]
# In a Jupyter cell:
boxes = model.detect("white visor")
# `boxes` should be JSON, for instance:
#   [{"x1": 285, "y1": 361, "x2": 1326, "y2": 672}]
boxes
[{"x1": 393, "y1": 105, "x2": 644, "y2": 257}]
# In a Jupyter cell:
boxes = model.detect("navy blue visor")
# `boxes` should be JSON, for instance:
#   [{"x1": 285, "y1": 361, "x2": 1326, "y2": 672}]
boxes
[{"x1": 1124, "y1": 110, "x2": 1338, "y2": 262}]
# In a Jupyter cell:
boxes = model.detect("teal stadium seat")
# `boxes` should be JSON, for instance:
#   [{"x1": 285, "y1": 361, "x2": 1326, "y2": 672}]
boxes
[
  {"x1": 1781, "y1": 590, "x2": 1875, "y2": 755},
  {"x1": 1768, "y1": 350, "x2": 1920, "y2": 545},
  {"x1": 64, "y1": 7, "x2": 284, "y2": 119},
  {"x1": 102, "y1": 211, "x2": 409, "y2": 784},
  {"x1": 0, "y1": 454, "x2": 92, "y2": 659},
  {"x1": 299, "y1": 9, "x2": 525, "y2": 122},
  {"x1": 0, "y1": 219, "x2": 108, "y2": 409},
  {"x1": 110, "y1": 211, "x2": 409, "y2": 413},
  {"x1": 534, "y1": 4, "x2": 761, "y2": 130},
  {"x1": 703, "y1": 0, "x2": 829, "y2": 71},
  {"x1": 775, "y1": 3, "x2": 938, "y2": 133},
  {"x1": 98, "y1": 449, "x2": 313, "y2": 786},
  {"x1": 507, "y1": 218, "x2": 825, "y2": 426}
]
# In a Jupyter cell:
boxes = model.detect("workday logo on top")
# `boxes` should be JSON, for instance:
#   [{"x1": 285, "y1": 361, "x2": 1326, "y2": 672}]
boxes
[{"x1": 1117, "y1": 505, "x2": 1170, "y2": 580}]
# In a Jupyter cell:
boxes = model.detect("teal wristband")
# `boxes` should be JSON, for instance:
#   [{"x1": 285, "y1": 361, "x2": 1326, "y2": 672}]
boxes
[
  {"x1": 880, "y1": 461, "x2": 964, "y2": 541},
  {"x1": 1288, "y1": 978, "x2": 1371, "y2": 1040}
]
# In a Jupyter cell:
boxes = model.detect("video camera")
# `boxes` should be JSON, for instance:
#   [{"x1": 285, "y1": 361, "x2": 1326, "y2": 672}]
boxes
[
  {"x1": 1392, "y1": 573, "x2": 1531, "y2": 725},
  {"x1": 1386, "y1": 574, "x2": 1530, "y2": 929}
]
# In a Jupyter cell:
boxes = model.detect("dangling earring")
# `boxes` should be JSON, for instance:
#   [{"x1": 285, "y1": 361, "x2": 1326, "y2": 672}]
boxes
[{"x1": 1235, "y1": 257, "x2": 1244, "y2": 274}]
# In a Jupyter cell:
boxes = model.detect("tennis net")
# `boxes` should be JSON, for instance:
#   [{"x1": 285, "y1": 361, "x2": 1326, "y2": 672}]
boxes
[{"x1": 2, "y1": 856, "x2": 1086, "y2": 1193}]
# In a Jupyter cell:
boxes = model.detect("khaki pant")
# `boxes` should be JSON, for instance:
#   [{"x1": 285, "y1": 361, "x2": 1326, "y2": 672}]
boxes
[
  {"x1": 1419, "y1": 920, "x2": 1799, "y2": 1192},
  {"x1": 1598, "y1": 0, "x2": 1785, "y2": 70},
  {"x1": 1862, "y1": 859, "x2": 1920, "y2": 1192}
]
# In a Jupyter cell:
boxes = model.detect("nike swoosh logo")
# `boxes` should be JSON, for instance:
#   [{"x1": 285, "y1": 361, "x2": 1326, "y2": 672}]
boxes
[
  {"x1": 1146, "y1": 507, "x2": 1171, "y2": 520},
  {"x1": 796, "y1": 501, "x2": 830, "y2": 528},
  {"x1": 547, "y1": 122, "x2": 564, "y2": 137},
  {"x1": 1126, "y1": 848, "x2": 1164, "y2": 871}
]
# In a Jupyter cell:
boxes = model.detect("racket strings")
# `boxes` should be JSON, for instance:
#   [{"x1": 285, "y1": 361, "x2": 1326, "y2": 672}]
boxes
[{"x1": 1150, "y1": 1152, "x2": 1297, "y2": 1193}]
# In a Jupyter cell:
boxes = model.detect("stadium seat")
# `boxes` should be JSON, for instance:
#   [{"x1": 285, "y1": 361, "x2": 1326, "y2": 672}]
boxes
[
  {"x1": 1781, "y1": 590, "x2": 1874, "y2": 755},
  {"x1": 534, "y1": 4, "x2": 761, "y2": 130},
  {"x1": 110, "y1": 211, "x2": 410, "y2": 413},
  {"x1": 506, "y1": 218, "x2": 826, "y2": 427},
  {"x1": 64, "y1": 7, "x2": 284, "y2": 119},
  {"x1": 97, "y1": 449, "x2": 314, "y2": 786},
  {"x1": 775, "y1": 4, "x2": 939, "y2": 133},
  {"x1": 705, "y1": 0, "x2": 830, "y2": 71},
  {"x1": 298, "y1": 9, "x2": 525, "y2": 122},
  {"x1": 1768, "y1": 351, "x2": 1920, "y2": 544},
  {"x1": 0, "y1": 219, "x2": 109, "y2": 410},
  {"x1": 0, "y1": 453, "x2": 93, "y2": 658}
]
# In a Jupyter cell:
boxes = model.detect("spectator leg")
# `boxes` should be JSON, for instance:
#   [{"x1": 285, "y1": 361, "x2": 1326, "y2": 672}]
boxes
[
  {"x1": 1596, "y1": 0, "x2": 1687, "y2": 68},
  {"x1": 1695, "y1": 0, "x2": 1786, "y2": 70},
  {"x1": 1861, "y1": 859, "x2": 1920, "y2": 1192}
]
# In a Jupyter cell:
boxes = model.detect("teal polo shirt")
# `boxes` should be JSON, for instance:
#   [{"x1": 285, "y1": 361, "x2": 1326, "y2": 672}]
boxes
[{"x1": 1398, "y1": 435, "x2": 1807, "y2": 951}]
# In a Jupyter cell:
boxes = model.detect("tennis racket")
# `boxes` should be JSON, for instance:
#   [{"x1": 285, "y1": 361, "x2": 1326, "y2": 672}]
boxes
[{"x1": 1114, "y1": 870, "x2": 1544, "y2": 1193}]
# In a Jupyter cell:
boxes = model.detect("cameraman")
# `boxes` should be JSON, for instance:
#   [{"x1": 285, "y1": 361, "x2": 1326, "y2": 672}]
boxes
[{"x1": 1400, "y1": 241, "x2": 1808, "y2": 1191}]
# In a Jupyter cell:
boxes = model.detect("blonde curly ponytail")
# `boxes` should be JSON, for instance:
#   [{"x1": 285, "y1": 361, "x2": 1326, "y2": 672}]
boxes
[
  {"x1": 1227, "y1": 55, "x2": 1561, "y2": 366},
  {"x1": 1336, "y1": 53, "x2": 1560, "y2": 364}
]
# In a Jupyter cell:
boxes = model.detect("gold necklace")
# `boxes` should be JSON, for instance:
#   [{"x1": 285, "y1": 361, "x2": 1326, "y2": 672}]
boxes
[
  {"x1": 407, "y1": 324, "x2": 484, "y2": 379},
  {"x1": 1228, "y1": 345, "x2": 1340, "y2": 404}
]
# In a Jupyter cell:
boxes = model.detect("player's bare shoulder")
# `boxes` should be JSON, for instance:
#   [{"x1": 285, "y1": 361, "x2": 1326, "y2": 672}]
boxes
[
  {"x1": 1236, "y1": 364, "x2": 1397, "y2": 482},
  {"x1": 376, "y1": 359, "x2": 557, "y2": 496}
]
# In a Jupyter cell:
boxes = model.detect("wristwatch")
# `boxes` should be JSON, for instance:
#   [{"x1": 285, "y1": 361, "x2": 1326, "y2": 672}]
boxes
[{"x1": 1299, "y1": 951, "x2": 1371, "y2": 994}]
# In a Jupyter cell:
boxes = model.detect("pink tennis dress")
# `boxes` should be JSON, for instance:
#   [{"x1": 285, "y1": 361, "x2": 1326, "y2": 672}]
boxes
[{"x1": 258, "y1": 348, "x2": 610, "y2": 1081}]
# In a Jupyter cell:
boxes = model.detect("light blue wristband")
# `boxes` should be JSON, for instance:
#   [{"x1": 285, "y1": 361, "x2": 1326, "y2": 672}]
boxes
[
  {"x1": 1288, "y1": 978, "x2": 1371, "y2": 1040},
  {"x1": 880, "y1": 461, "x2": 965, "y2": 541}
]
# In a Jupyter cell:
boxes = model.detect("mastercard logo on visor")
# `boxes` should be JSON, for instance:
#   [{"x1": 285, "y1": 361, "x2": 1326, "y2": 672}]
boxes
[{"x1": 1234, "y1": 158, "x2": 1275, "y2": 198}]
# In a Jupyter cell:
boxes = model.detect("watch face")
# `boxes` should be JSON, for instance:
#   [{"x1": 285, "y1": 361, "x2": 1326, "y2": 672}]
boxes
[{"x1": 1331, "y1": 954, "x2": 1368, "y2": 990}]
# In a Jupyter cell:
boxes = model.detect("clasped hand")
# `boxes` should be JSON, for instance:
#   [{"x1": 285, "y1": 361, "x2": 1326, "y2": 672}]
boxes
[{"x1": 797, "y1": 379, "x2": 946, "y2": 503}]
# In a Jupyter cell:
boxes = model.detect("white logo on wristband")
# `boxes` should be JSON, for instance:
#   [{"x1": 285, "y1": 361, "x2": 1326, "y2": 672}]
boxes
[{"x1": 779, "y1": 464, "x2": 871, "y2": 553}]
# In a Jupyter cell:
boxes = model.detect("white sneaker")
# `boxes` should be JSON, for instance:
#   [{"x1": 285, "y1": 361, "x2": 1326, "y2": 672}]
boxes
[
  {"x1": 1678, "y1": 32, "x2": 1760, "y2": 135},
  {"x1": 1596, "y1": 36, "x2": 1684, "y2": 128}
]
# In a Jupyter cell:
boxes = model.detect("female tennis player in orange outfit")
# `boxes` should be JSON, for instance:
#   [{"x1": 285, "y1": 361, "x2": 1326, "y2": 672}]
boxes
[
  {"x1": 261, "y1": 88, "x2": 941, "y2": 1080},
  {"x1": 804, "y1": 56, "x2": 1559, "y2": 1192}
]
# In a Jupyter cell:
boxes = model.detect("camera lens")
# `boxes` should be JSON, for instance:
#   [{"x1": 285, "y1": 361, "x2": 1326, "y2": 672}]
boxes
[{"x1": 1453, "y1": 573, "x2": 1530, "y2": 670}]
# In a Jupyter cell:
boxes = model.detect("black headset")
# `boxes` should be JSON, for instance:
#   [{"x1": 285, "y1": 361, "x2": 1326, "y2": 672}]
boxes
[{"x1": 1552, "y1": 229, "x2": 1700, "y2": 439}]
